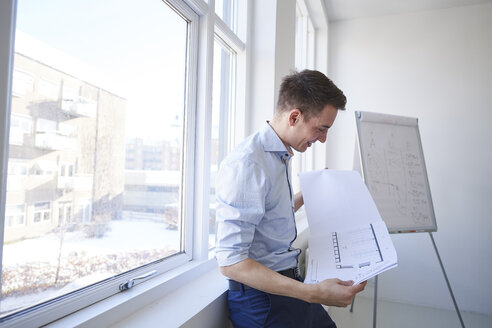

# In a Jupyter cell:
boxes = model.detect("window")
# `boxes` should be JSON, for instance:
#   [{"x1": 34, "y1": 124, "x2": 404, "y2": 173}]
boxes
[
  {"x1": 58, "y1": 202, "x2": 73, "y2": 226},
  {"x1": 0, "y1": 0, "x2": 248, "y2": 326},
  {"x1": 36, "y1": 118, "x2": 57, "y2": 134},
  {"x1": 33, "y1": 201, "x2": 51, "y2": 223},
  {"x1": 5, "y1": 204, "x2": 26, "y2": 227},
  {"x1": 32, "y1": 160, "x2": 57, "y2": 176},
  {"x1": 59, "y1": 162, "x2": 74, "y2": 177},
  {"x1": 292, "y1": 0, "x2": 316, "y2": 193},
  {"x1": 7, "y1": 159, "x2": 28, "y2": 176},
  {"x1": 209, "y1": 39, "x2": 237, "y2": 248},
  {"x1": 11, "y1": 68, "x2": 34, "y2": 97},
  {"x1": 39, "y1": 78, "x2": 59, "y2": 99},
  {"x1": 9, "y1": 113, "x2": 32, "y2": 145},
  {"x1": 215, "y1": 0, "x2": 237, "y2": 33},
  {"x1": 1, "y1": 0, "x2": 197, "y2": 324}
]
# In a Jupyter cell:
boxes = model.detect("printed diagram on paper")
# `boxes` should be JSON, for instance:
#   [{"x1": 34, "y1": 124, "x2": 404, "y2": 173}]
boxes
[
  {"x1": 332, "y1": 224, "x2": 383, "y2": 270},
  {"x1": 299, "y1": 170, "x2": 398, "y2": 285},
  {"x1": 306, "y1": 221, "x2": 396, "y2": 285}
]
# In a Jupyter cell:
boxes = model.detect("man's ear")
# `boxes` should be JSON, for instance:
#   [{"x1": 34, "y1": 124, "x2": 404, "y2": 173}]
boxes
[{"x1": 289, "y1": 109, "x2": 302, "y2": 126}]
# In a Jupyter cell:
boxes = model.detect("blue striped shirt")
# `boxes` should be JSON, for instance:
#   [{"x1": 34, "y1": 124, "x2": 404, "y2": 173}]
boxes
[{"x1": 215, "y1": 123, "x2": 299, "y2": 271}]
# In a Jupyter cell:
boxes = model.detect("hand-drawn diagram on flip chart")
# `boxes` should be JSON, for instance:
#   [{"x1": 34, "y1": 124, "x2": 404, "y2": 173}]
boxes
[{"x1": 354, "y1": 111, "x2": 437, "y2": 233}]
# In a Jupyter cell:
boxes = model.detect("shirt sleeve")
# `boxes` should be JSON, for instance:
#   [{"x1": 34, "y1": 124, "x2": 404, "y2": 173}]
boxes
[{"x1": 214, "y1": 158, "x2": 268, "y2": 267}]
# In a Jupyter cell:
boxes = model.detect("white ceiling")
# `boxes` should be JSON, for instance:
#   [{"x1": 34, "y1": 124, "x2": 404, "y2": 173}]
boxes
[{"x1": 324, "y1": 0, "x2": 492, "y2": 21}]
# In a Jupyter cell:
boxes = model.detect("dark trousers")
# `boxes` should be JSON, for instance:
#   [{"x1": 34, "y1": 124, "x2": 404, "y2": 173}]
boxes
[{"x1": 227, "y1": 282, "x2": 337, "y2": 328}]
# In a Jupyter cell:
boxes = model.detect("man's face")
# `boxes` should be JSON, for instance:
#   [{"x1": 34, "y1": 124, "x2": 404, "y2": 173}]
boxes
[{"x1": 289, "y1": 104, "x2": 338, "y2": 152}]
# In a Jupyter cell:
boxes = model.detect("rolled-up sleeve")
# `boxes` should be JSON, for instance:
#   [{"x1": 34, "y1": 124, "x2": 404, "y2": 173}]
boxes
[{"x1": 215, "y1": 158, "x2": 267, "y2": 267}]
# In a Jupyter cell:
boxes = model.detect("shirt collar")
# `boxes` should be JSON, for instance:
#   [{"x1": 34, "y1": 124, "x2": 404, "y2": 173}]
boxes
[{"x1": 260, "y1": 122, "x2": 294, "y2": 159}]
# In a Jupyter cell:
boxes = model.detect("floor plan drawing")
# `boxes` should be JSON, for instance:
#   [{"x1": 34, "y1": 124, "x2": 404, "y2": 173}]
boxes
[{"x1": 332, "y1": 223, "x2": 383, "y2": 270}]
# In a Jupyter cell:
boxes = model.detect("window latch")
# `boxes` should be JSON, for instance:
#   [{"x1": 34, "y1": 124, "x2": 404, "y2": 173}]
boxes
[{"x1": 119, "y1": 270, "x2": 157, "y2": 291}]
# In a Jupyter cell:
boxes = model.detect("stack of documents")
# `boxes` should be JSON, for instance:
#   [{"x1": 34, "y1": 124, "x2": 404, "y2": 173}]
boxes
[{"x1": 299, "y1": 170, "x2": 397, "y2": 285}]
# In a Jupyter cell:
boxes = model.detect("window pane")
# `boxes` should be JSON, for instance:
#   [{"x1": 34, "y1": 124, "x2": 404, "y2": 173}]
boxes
[
  {"x1": 2, "y1": 0, "x2": 188, "y2": 318},
  {"x1": 292, "y1": 1, "x2": 315, "y2": 193},
  {"x1": 210, "y1": 39, "x2": 236, "y2": 249},
  {"x1": 215, "y1": 0, "x2": 237, "y2": 33}
]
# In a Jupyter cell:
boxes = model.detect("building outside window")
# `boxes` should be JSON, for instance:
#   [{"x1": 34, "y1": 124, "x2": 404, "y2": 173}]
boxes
[
  {"x1": 1, "y1": 0, "x2": 194, "y2": 323},
  {"x1": 0, "y1": 0, "x2": 248, "y2": 326}
]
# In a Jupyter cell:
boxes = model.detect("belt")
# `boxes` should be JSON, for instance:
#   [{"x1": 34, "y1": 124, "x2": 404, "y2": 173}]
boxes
[{"x1": 228, "y1": 268, "x2": 300, "y2": 291}]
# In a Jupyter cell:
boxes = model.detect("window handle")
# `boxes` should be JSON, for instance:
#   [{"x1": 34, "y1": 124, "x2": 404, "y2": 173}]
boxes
[{"x1": 119, "y1": 270, "x2": 157, "y2": 291}]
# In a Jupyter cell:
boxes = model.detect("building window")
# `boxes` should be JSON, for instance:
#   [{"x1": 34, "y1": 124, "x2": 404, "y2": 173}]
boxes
[
  {"x1": 5, "y1": 204, "x2": 26, "y2": 227},
  {"x1": 32, "y1": 160, "x2": 57, "y2": 176},
  {"x1": 33, "y1": 201, "x2": 51, "y2": 223},
  {"x1": 1, "y1": 0, "x2": 196, "y2": 323},
  {"x1": 209, "y1": 38, "x2": 237, "y2": 248},
  {"x1": 38, "y1": 78, "x2": 59, "y2": 100},
  {"x1": 1, "y1": 0, "x2": 249, "y2": 325},
  {"x1": 9, "y1": 113, "x2": 32, "y2": 145},
  {"x1": 11, "y1": 68, "x2": 34, "y2": 97},
  {"x1": 36, "y1": 118, "x2": 57, "y2": 134},
  {"x1": 7, "y1": 159, "x2": 29, "y2": 176},
  {"x1": 58, "y1": 202, "x2": 73, "y2": 225}
]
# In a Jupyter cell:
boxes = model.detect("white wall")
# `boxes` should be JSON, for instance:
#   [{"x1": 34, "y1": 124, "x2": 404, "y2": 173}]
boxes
[{"x1": 327, "y1": 3, "x2": 492, "y2": 315}]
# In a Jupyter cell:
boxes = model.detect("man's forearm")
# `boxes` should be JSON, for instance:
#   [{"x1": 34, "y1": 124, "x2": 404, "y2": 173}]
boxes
[
  {"x1": 294, "y1": 191, "x2": 304, "y2": 212},
  {"x1": 220, "y1": 258, "x2": 317, "y2": 302},
  {"x1": 219, "y1": 258, "x2": 367, "y2": 307}
]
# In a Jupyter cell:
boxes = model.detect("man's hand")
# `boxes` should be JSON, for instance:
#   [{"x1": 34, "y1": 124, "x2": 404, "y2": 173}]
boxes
[{"x1": 310, "y1": 279, "x2": 367, "y2": 307}]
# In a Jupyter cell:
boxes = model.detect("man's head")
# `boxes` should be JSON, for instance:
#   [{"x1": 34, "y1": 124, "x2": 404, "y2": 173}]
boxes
[
  {"x1": 276, "y1": 69, "x2": 346, "y2": 120},
  {"x1": 272, "y1": 70, "x2": 346, "y2": 153}
]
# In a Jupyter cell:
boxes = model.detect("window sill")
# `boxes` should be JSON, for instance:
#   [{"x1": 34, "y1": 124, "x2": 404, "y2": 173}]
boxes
[{"x1": 45, "y1": 257, "x2": 227, "y2": 328}]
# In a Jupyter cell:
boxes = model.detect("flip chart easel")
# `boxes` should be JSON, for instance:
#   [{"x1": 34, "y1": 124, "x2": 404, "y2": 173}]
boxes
[{"x1": 352, "y1": 111, "x2": 465, "y2": 328}]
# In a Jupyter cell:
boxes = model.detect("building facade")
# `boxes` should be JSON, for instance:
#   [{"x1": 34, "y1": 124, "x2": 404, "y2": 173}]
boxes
[{"x1": 5, "y1": 51, "x2": 126, "y2": 243}]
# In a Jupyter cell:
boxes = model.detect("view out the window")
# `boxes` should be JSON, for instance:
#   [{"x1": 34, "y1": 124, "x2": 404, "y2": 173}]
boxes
[
  {"x1": 2, "y1": 0, "x2": 188, "y2": 317},
  {"x1": 209, "y1": 39, "x2": 236, "y2": 249}
]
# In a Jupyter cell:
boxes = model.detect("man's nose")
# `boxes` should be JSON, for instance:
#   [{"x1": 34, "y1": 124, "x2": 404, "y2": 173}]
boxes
[{"x1": 318, "y1": 132, "x2": 327, "y2": 143}]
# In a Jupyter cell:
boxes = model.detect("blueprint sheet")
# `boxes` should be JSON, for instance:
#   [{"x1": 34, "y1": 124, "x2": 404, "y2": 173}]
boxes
[{"x1": 299, "y1": 170, "x2": 397, "y2": 285}]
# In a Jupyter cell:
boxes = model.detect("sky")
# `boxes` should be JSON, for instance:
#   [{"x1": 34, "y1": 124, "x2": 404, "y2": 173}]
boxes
[{"x1": 15, "y1": 0, "x2": 188, "y2": 140}]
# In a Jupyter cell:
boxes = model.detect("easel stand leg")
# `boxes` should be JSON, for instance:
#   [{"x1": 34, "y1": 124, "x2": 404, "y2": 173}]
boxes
[
  {"x1": 373, "y1": 275, "x2": 378, "y2": 328},
  {"x1": 429, "y1": 232, "x2": 466, "y2": 328}
]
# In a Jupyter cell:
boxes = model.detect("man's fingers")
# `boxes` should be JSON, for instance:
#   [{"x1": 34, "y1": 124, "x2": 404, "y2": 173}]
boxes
[
  {"x1": 351, "y1": 281, "x2": 367, "y2": 293},
  {"x1": 338, "y1": 280, "x2": 354, "y2": 286}
]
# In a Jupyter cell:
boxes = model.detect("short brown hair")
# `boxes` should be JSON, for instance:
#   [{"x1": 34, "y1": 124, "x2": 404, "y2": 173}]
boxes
[{"x1": 276, "y1": 70, "x2": 346, "y2": 120}]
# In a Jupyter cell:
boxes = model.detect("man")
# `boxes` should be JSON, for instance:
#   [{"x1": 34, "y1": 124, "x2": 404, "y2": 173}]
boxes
[{"x1": 215, "y1": 70, "x2": 366, "y2": 327}]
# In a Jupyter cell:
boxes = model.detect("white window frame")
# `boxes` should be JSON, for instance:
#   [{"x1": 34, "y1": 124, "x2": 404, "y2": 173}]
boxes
[{"x1": 0, "y1": 0, "x2": 249, "y2": 327}]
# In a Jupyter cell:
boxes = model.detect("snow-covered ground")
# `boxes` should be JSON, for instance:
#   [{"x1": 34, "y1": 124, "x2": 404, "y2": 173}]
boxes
[
  {"x1": 3, "y1": 219, "x2": 180, "y2": 265},
  {"x1": 1, "y1": 218, "x2": 181, "y2": 316}
]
